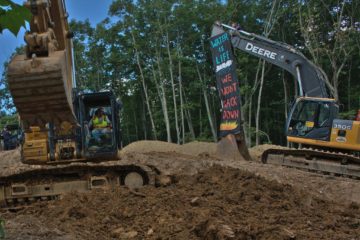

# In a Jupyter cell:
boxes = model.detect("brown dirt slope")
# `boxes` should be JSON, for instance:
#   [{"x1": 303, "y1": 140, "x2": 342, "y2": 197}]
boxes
[
  {"x1": 0, "y1": 141, "x2": 359, "y2": 239},
  {"x1": 2, "y1": 166, "x2": 360, "y2": 240}
]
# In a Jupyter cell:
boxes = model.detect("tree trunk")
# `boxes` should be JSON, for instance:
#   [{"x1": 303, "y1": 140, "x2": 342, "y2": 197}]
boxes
[
  {"x1": 256, "y1": 60, "x2": 266, "y2": 146},
  {"x1": 282, "y1": 70, "x2": 290, "y2": 147},
  {"x1": 133, "y1": 111, "x2": 139, "y2": 141},
  {"x1": 182, "y1": 88, "x2": 196, "y2": 140},
  {"x1": 282, "y1": 70, "x2": 289, "y2": 119},
  {"x1": 254, "y1": 0, "x2": 280, "y2": 145},
  {"x1": 165, "y1": 31, "x2": 180, "y2": 144},
  {"x1": 154, "y1": 53, "x2": 172, "y2": 142},
  {"x1": 248, "y1": 96, "x2": 252, "y2": 147},
  {"x1": 178, "y1": 60, "x2": 185, "y2": 144},
  {"x1": 347, "y1": 61, "x2": 352, "y2": 110},
  {"x1": 196, "y1": 64, "x2": 217, "y2": 142},
  {"x1": 141, "y1": 92, "x2": 148, "y2": 140},
  {"x1": 130, "y1": 31, "x2": 157, "y2": 140}
]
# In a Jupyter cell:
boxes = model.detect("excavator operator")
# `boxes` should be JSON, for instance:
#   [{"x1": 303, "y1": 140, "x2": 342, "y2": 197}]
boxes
[{"x1": 89, "y1": 107, "x2": 112, "y2": 143}]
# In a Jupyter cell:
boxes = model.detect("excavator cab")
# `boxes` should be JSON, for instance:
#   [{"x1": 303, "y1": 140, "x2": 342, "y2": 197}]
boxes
[
  {"x1": 77, "y1": 91, "x2": 121, "y2": 159},
  {"x1": 286, "y1": 97, "x2": 338, "y2": 142}
]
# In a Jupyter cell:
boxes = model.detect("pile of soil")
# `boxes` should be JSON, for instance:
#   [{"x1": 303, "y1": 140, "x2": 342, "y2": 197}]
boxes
[
  {"x1": 121, "y1": 140, "x2": 220, "y2": 159},
  {"x1": 0, "y1": 149, "x2": 20, "y2": 166},
  {"x1": 0, "y1": 141, "x2": 360, "y2": 239},
  {"x1": 2, "y1": 166, "x2": 359, "y2": 239},
  {"x1": 122, "y1": 140, "x2": 282, "y2": 162},
  {"x1": 249, "y1": 144, "x2": 287, "y2": 161}
]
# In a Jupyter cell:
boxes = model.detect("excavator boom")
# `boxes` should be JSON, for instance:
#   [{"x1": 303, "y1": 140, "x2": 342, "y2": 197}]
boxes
[{"x1": 211, "y1": 24, "x2": 329, "y2": 98}]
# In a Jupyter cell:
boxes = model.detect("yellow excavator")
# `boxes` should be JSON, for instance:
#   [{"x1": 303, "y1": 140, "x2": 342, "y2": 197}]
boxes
[
  {"x1": 212, "y1": 23, "x2": 360, "y2": 179},
  {"x1": 0, "y1": 0, "x2": 157, "y2": 207}
]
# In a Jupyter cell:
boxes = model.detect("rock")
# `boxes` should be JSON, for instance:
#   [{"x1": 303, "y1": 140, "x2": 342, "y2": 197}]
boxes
[
  {"x1": 111, "y1": 227, "x2": 124, "y2": 238},
  {"x1": 283, "y1": 228, "x2": 296, "y2": 239},
  {"x1": 190, "y1": 197, "x2": 200, "y2": 206},
  {"x1": 194, "y1": 219, "x2": 235, "y2": 239},
  {"x1": 102, "y1": 216, "x2": 111, "y2": 224},
  {"x1": 111, "y1": 228, "x2": 138, "y2": 239},
  {"x1": 156, "y1": 174, "x2": 173, "y2": 187},
  {"x1": 147, "y1": 228, "x2": 154, "y2": 235},
  {"x1": 122, "y1": 230, "x2": 138, "y2": 239}
]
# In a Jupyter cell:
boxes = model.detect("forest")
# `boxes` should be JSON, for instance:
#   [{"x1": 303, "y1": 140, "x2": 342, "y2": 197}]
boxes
[{"x1": 1, "y1": 0, "x2": 360, "y2": 147}]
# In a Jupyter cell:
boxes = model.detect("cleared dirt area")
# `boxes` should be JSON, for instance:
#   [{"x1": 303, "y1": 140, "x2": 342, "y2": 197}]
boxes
[{"x1": 0, "y1": 141, "x2": 359, "y2": 239}]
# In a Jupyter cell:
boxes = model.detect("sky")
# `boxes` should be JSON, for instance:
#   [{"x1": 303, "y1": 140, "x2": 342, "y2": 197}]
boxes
[{"x1": 0, "y1": 0, "x2": 113, "y2": 79}]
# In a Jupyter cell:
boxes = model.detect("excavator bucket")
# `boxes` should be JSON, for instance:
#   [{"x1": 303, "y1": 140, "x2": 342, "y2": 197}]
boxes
[
  {"x1": 217, "y1": 134, "x2": 245, "y2": 161},
  {"x1": 7, "y1": 50, "x2": 76, "y2": 130}
]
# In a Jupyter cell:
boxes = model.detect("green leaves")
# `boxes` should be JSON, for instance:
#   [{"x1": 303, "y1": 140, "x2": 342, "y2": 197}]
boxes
[{"x1": 0, "y1": 0, "x2": 31, "y2": 36}]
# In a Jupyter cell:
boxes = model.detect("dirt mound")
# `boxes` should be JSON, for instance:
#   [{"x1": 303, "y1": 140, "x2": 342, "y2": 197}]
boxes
[
  {"x1": 0, "y1": 149, "x2": 29, "y2": 174},
  {"x1": 1, "y1": 142, "x2": 359, "y2": 206},
  {"x1": 0, "y1": 149, "x2": 46, "y2": 177},
  {"x1": 0, "y1": 149, "x2": 20, "y2": 165},
  {"x1": 2, "y1": 166, "x2": 359, "y2": 239},
  {"x1": 0, "y1": 140, "x2": 258, "y2": 169},
  {"x1": 180, "y1": 141, "x2": 218, "y2": 157},
  {"x1": 121, "y1": 140, "x2": 219, "y2": 158},
  {"x1": 121, "y1": 140, "x2": 240, "y2": 161},
  {"x1": 121, "y1": 141, "x2": 282, "y2": 162},
  {"x1": 121, "y1": 141, "x2": 181, "y2": 155},
  {"x1": 1, "y1": 142, "x2": 360, "y2": 239},
  {"x1": 249, "y1": 144, "x2": 286, "y2": 161}
]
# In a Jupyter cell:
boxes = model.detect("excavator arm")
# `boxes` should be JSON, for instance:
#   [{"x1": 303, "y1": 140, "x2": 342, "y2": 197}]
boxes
[
  {"x1": 211, "y1": 23, "x2": 329, "y2": 98},
  {"x1": 8, "y1": 0, "x2": 76, "y2": 131}
]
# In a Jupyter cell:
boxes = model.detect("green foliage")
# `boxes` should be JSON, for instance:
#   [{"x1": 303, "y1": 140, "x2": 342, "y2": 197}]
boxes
[
  {"x1": 338, "y1": 109, "x2": 357, "y2": 120},
  {"x1": 0, "y1": 46, "x2": 25, "y2": 113},
  {"x1": 0, "y1": 0, "x2": 31, "y2": 36},
  {"x1": 0, "y1": 114, "x2": 18, "y2": 130},
  {"x1": 67, "y1": 0, "x2": 360, "y2": 146}
]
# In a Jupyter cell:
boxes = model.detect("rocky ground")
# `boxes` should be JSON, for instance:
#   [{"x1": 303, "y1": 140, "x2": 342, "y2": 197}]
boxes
[{"x1": 0, "y1": 141, "x2": 359, "y2": 239}]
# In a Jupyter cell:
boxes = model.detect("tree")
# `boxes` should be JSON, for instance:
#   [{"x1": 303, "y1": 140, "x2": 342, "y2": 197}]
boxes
[
  {"x1": 0, "y1": 0, "x2": 31, "y2": 36},
  {"x1": 298, "y1": 0, "x2": 360, "y2": 101},
  {"x1": 26, "y1": 0, "x2": 358, "y2": 146}
]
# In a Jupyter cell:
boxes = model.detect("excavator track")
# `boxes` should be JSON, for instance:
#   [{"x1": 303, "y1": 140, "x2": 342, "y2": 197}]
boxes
[
  {"x1": 262, "y1": 148, "x2": 360, "y2": 179},
  {"x1": 0, "y1": 162, "x2": 157, "y2": 208}
]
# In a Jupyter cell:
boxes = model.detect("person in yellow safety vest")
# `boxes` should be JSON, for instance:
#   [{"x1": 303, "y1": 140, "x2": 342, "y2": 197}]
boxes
[{"x1": 90, "y1": 107, "x2": 112, "y2": 143}]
